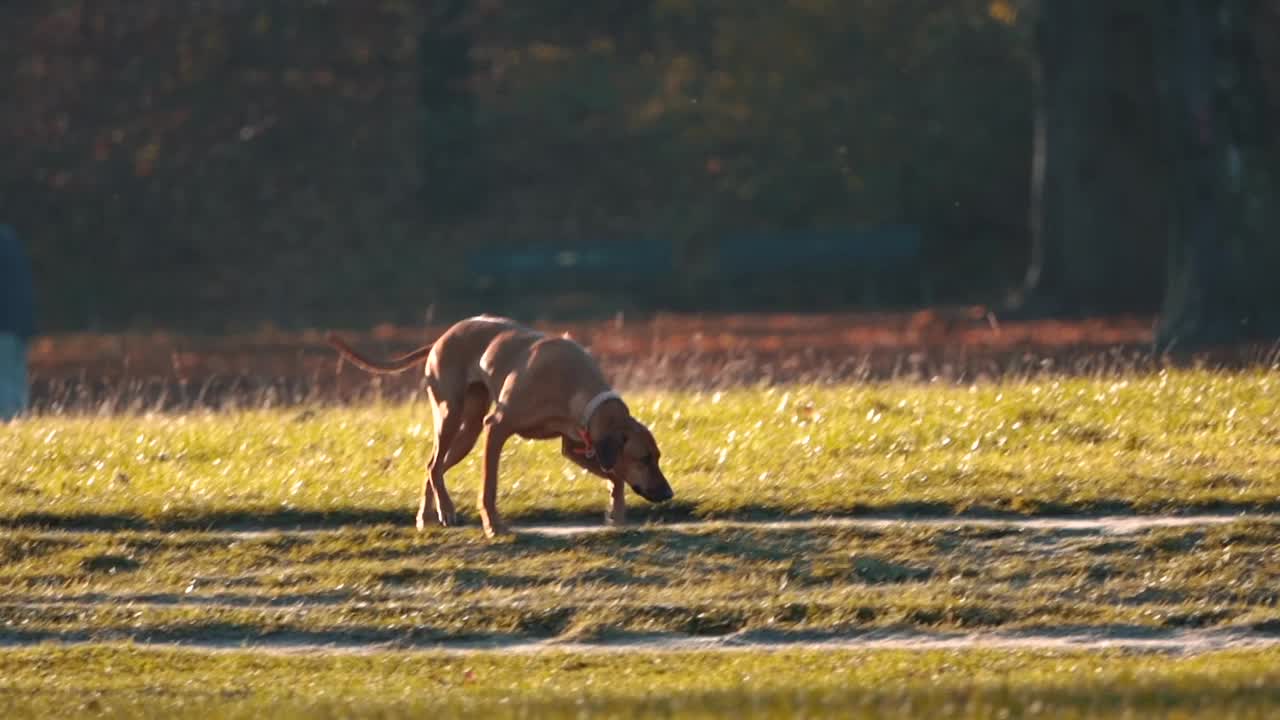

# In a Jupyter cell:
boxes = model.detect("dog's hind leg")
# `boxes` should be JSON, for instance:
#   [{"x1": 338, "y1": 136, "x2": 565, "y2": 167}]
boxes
[
  {"x1": 419, "y1": 382, "x2": 464, "y2": 530},
  {"x1": 440, "y1": 383, "x2": 488, "y2": 472}
]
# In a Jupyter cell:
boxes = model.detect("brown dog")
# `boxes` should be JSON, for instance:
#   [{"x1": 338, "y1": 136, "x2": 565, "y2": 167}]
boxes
[{"x1": 327, "y1": 315, "x2": 673, "y2": 536}]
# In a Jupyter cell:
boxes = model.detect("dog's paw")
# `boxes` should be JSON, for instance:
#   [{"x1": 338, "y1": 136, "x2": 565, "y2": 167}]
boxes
[
  {"x1": 482, "y1": 521, "x2": 510, "y2": 539},
  {"x1": 417, "y1": 511, "x2": 455, "y2": 531}
]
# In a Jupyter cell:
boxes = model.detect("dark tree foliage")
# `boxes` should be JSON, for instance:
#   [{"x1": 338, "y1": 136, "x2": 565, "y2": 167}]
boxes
[
  {"x1": 422, "y1": 0, "x2": 479, "y2": 220},
  {"x1": 0, "y1": 2, "x2": 1039, "y2": 331}
]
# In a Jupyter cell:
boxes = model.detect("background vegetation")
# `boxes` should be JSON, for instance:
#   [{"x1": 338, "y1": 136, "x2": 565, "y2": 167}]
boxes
[{"x1": 3, "y1": 1, "x2": 1032, "y2": 332}]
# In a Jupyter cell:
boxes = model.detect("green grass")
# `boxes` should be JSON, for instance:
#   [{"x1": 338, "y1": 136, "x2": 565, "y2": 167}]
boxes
[
  {"x1": 2, "y1": 645, "x2": 1280, "y2": 719},
  {"x1": 3, "y1": 370, "x2": 1279, "y2": 528},
  {"x1": 4, "y1": 370, "x2": 1280, "y2": 716}
]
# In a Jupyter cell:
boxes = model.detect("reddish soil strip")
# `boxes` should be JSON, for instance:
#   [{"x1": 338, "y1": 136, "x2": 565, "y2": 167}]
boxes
[{"x1": 25, "y1": 310, "x2": 1180, "y2": 409}]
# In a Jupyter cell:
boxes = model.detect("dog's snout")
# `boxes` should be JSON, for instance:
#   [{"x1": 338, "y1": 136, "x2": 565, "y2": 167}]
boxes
[{"x1": 629, "y1": 475, "x2": 674, "y2": 503}]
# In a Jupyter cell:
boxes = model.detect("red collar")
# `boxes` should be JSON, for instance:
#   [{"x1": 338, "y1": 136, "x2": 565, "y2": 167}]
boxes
[{"x1": 572, "y1": 427, "x2": 596, "y2": 458}]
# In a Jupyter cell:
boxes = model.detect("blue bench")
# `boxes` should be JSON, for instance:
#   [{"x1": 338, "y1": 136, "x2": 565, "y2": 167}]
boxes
[
  {"x1": 716, "y1": 225, "x2": 924, "y2": 306},
  {"x1": 460, "y1": 225, "x2": 924, "y2": 311},
  {"x1": 465, "y1": 242, "x2": 675, "y2": 293},
  {"x1": 719, "y1": 225, "x2": 921, "y2": 274},
  {"x1": 0, "y1": 224, "x2": 35, "y2": 340}
]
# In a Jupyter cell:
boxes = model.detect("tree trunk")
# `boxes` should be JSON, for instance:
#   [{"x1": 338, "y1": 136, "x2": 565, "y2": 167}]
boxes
[
  {"x1": 1020, "y1": 0, "x2": 1166, "y2": 316},
  {"x1": 1153, "y1": 0, "x2": 1280, "y2": 351}
]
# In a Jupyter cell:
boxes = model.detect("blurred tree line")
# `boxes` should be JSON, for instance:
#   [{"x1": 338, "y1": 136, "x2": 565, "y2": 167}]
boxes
[
  {"x1": 1, "y1": 1, "x2": 1276, "y2": 344},
  {"x1": 0, "y1": 0, "x2": 1030, "y2": 332},
  {"x1": 1025, "y1": 0, "x2": 1280, "y2": 349}
]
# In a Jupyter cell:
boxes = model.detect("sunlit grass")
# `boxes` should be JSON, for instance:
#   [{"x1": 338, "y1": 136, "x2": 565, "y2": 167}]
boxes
[
  {"x1": 2, "y1": 645, "x2": 1280, "y2": 719},
  {"x1": 4, "y1": 369, "x2": 1279, "y2": 718},
  {"x1": 3, "y1": 369, "x2": 1279, "y2": 527}
]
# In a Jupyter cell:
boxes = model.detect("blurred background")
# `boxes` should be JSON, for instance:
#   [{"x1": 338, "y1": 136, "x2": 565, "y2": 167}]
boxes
[{"x1": 2, "y1": 0, "x2": 1278, "y2": 354}]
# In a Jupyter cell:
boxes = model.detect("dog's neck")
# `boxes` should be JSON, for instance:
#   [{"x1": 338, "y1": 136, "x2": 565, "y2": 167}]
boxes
[
  {"x1": 580, "y1": 390, "x2": 624, "y2": 429},
  {"x1": 579, "y1": 390, "x2": 629, "y2": 446}
]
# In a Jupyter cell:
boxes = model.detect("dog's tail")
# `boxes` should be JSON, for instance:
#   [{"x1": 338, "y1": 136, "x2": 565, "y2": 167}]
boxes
[{"x1": 325, "y1": 332, "x2": 432, "y2": 374}]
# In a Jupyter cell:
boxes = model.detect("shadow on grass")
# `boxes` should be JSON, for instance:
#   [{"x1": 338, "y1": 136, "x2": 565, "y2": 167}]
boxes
[
  {"x1": 3, "y1": 498, "x2": 1279, "y2": 533},
  {"x1": 496, "y1": 682, "x2": 1280, "y2": 717},
  {"x1": 0, "y1": 625, "x2": 534, "y2": 650}
]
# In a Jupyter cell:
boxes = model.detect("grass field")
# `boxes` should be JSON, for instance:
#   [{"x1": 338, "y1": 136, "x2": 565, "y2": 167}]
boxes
[
  {"x1": 3, "y1": 368, "x2": 1279, "y2": 717},
  {"x1": 4, "y1": 646, "x2": 1280, "y2": 719},
  {"x1": 3, "y1": 370, "x2": 1279, "y2": 527}
]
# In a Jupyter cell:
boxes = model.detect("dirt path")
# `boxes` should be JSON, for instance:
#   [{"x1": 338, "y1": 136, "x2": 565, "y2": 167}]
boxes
[
  {"x1": 517, "y1": 513, "x2": 1277, "y2": 538},
  {"x1": 12, "y1": 511, "x2": 1272, "y2": 540},
  {"x1": 410, "y1": 626, "x2": 1280, "y2": 655},
  {"x1": 4, "y1": 626, "x2": 1277, "y2": 656}
]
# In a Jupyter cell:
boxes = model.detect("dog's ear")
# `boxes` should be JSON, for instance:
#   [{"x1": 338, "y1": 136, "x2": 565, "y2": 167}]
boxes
[{"x1": 596, "y1": 433, "x2": 626, "y2": 471}]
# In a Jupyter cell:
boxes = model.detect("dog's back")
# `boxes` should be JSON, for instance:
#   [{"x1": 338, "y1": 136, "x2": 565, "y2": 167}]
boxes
[
  {"x1": 434, "y1": 316, "x2": 538, "y2": 379},
  {"x1": 330, "y1": 315, "x2": 605, "y2": 397},
  {"x1": 436, "y1": 316, "x2": 608, "y2": 400}
]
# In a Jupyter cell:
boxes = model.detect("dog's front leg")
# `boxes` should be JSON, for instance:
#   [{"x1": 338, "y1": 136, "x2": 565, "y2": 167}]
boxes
[
  {"x1": 559, "y1": 437, "x2": 624, "y2": 526},
  {"x1": 607, "y1": 479, "x2": 627, "y2": 526},
  {"x1": 479, "y1": 426, "x2": 511, "y2": 538}
]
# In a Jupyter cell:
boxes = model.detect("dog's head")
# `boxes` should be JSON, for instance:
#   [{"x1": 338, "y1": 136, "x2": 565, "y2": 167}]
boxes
[{"x1": 595, "y1": 417, "x2": 673, "y2": 503}]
